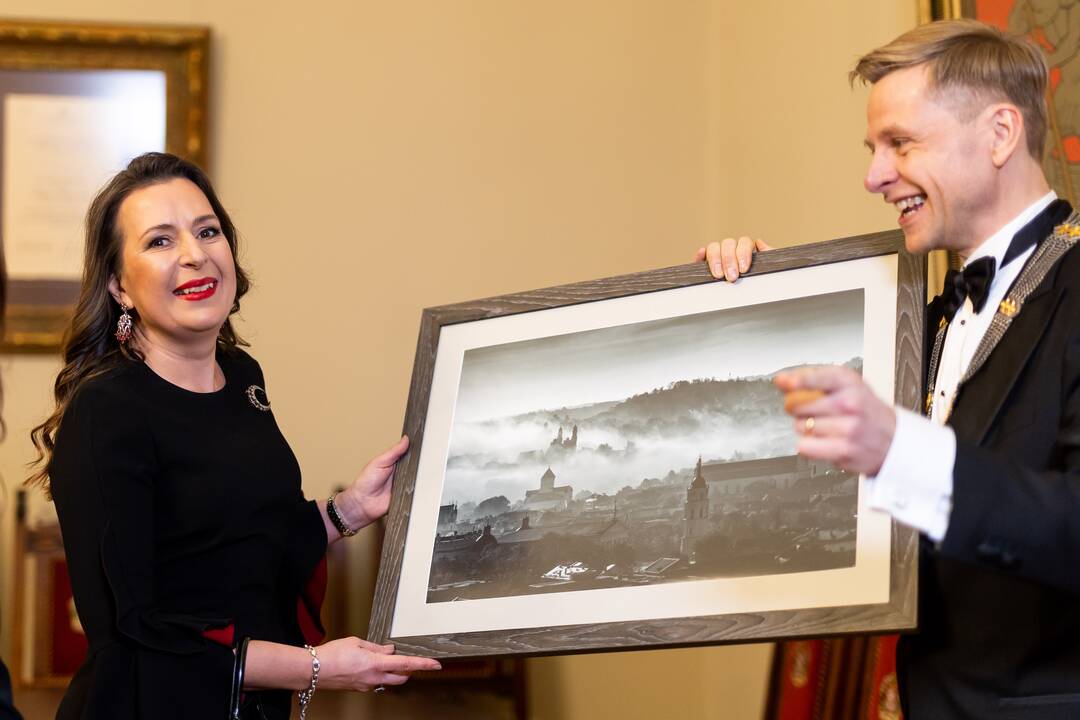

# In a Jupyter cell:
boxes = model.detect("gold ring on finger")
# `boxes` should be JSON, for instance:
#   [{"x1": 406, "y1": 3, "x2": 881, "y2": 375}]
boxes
[{"x1": 804, "y1": 417, "x2": 815, "y2": 435}]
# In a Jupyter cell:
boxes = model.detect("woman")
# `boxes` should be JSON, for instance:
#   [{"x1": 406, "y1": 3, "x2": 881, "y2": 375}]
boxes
[{"x1": 27, "y1": 152, "x2": 440, "y2": 719}]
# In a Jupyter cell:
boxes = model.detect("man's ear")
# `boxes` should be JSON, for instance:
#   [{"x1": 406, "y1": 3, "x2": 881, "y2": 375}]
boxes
[
  {"x1": 108, "y1": 274, "x2": 131, "y2": 309},
  {"x1": 987, "y1": 103, "x2": 1025, "y2": 168}
]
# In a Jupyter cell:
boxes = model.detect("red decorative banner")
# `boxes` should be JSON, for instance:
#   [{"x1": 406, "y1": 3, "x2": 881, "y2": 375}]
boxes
[{"x1": 770, "y1": 640, "x2": 829, "y2": 720}]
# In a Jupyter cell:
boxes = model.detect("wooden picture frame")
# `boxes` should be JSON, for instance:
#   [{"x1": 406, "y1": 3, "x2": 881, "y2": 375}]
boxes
[
  {"x1": 0, "y1": 18, "x2": 209, "y2": 352},
  {"x1": 370, "y1": 231, "x2": 925, "y2": 659}
]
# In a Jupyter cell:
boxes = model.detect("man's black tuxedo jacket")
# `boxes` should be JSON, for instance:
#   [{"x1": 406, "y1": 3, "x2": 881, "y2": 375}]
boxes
[{"x1": 899, "y1": 201, "x2": 1080, "y2": 719}]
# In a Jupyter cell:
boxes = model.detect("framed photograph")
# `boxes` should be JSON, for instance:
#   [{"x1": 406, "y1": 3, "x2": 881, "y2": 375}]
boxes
[
  {"x1": 0, "y1": 18, "x2": 209, "y2": 352},
  {"x1": 369, "y1": 231, "x2": 924, "y2": 659}
]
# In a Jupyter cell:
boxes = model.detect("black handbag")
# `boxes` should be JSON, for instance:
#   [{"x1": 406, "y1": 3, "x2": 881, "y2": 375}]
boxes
[{"x1": 229, "y1": 637, "x2": 270, "y2": 720}]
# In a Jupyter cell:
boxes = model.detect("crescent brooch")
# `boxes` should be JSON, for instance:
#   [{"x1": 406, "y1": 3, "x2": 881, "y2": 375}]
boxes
[{"x1": 246, "y1": 384, "x2": 271, "y2": 412}]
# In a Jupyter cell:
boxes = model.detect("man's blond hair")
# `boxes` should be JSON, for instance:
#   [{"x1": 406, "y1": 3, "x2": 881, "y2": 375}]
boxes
[{"x1": 851, "y1": 19, "x2": 1049, "y2": 158}]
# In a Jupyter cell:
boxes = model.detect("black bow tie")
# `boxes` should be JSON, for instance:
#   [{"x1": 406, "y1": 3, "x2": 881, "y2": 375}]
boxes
[
  {"x1": 942, "y1": 256, "x2": 996, "y2": 321},
  {"x1": 932, "y1": 199, "x2": 1073, "y2": 326}
]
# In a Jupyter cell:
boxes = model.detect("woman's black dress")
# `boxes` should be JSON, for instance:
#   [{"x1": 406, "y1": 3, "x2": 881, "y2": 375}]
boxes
[{"x1": 49, "y1": 349, "x2": 327, "y2": 719}]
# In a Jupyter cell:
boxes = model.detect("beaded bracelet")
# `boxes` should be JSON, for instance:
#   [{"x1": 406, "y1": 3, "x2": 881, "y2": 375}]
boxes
[
  {"x1": 327, "y1": 492, "x2": 359, "y2": 537},
  {"x1": 297, "y1": 644, "x2": 320, "y2": 720}
]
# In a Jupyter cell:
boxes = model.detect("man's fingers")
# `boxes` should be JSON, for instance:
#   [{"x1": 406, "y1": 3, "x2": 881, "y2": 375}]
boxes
[
  {"x1": 702, "y1": 236, "x2": 772, "y2": 281},
  {"x1": 774, "y1": 366, "x2": 860, "y2": 393},
  {"x1": 720, "y1": 237, "x2": 738, "y2": 281},
  {"x1": 795, "y1": 435, "x2": 851, "y2": 465},
  {"x1": 782, "y1": 389, "x2": 827, "y2": 414},
  {"x1": 704, "y1": 241, "x2": 724, "y2": 279},
  {"x1": 735, "y1": 236, "x2": 755, "y2": 273},
  {"x1": 794, "y1": 414, "x2": 856, "y2": 439}
]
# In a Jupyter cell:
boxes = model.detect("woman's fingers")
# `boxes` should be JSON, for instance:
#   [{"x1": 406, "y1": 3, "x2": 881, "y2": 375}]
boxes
[
  {"x1": 355, "y1": 638, "x2": 395, "y2": 653},
  {"x1": 372, "y1": 435, "x2": 410, "y2": 469},
  {"x1": 375, "y1": 654, "x2": 441, "y2": 674}
]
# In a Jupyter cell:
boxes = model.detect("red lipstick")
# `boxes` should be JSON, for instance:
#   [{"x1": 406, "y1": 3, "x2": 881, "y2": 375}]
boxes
[{"x1": 173, "y1": 277, "x2": 218, "y2": 301}]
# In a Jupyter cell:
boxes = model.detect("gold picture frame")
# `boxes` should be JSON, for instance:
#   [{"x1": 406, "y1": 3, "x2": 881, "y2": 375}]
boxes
[
  {"x1": 0, "y1": 18, "x2": 209, "y2": 353},
  {"x1": 918, "y1": 0, "x2": 966, "y2": 24}
]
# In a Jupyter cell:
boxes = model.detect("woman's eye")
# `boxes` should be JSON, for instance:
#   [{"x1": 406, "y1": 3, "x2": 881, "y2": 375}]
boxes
[
  {"x1": 198, "y1": 226, "x2": 221, "y2": 240},
  {"x1": 147, "y1": 236, "x2": 170, "y2": 248}
]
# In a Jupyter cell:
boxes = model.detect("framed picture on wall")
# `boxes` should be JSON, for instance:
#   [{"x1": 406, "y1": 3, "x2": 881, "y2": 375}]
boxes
[
  {"x1": 369, "y1": 232, "x2": 925, "y2": 659},
  {"x1": 0, "y1": 18, "x2": 209, "y2": 352}
]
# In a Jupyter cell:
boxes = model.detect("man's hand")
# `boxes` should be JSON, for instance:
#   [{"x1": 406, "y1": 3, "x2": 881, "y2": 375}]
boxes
[
  {"x1": 694, "y1": 236, "x2": 773, "y2": 282},
  {"x1": 774, "y1": 366, "x2": 897, "y2": 476}
]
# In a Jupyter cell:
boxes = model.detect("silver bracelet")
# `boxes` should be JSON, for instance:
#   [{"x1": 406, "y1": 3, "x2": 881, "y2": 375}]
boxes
[{"x1": 297, "y1": 644, "x2": 320, "y2": 720}]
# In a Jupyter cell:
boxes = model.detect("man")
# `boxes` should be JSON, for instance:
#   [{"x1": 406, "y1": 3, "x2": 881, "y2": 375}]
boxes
[{"x1": 701, "y1": 20, "x2": 1080, "y2": 719}]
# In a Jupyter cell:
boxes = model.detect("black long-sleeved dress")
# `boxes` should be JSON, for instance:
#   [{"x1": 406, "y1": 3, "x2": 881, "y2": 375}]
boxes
[{"x1": 49, "y1": 349, "x2": 327, "y2": 719}]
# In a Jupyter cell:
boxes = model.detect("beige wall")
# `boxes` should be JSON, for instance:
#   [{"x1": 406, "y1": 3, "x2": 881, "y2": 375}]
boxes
[{"x1": 0, "y1": 1, "x2": 914, "y2": 717}]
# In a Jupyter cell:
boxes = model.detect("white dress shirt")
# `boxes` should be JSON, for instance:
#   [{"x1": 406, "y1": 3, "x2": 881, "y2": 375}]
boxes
[{"x1": 868, "y1": 191, "x2": 1056, "y2": 542}]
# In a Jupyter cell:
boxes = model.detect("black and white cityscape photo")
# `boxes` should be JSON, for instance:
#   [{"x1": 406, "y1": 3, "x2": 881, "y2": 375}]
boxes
[{"x1": 427, "y1": 289, "x2": 865, "y2": 603}]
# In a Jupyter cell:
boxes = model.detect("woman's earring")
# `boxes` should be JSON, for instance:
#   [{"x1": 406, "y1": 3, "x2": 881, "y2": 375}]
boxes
[{"x1": 115, "y1": 303, "x2": 133, "y2": 344}]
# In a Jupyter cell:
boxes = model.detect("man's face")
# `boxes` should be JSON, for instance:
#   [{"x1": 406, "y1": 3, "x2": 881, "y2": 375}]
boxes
[{"x1": 863, "y1": 64, "x2": 994, "y2": 255}]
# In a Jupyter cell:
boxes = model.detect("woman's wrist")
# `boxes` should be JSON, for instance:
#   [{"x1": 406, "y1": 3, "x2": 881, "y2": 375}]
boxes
[
  {"x1": 297, "y1": 644, "x2": 320, "y2": 719},
  {"x1": 328, "y1": 490, "x2": 367, "y2": 534},
  {"x1": 244, "y1": 640, "x2": 318, "y2": 692}
]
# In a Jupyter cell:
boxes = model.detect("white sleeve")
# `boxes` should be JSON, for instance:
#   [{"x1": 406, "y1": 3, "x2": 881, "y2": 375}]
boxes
[{"x1": 866, "y1": 407, "x2": 956, "y2": 542}]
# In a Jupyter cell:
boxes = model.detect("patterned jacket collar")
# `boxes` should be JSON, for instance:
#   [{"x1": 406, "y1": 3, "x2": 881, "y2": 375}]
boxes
[{"x1": 926, "y1": 202, "x2": 1080, "y2": 443}]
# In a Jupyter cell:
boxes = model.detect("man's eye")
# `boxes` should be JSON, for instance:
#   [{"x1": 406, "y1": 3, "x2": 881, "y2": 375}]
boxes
[
  {"x1": 198, "y1": 226, "x2": 221, "y2": 240},
  {"x1": 892, "y1": 138, "x2": 911, "y2": 151}
]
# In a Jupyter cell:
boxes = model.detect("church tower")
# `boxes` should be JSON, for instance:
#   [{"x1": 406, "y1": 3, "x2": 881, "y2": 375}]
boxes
[{"x1": 681, "y1": 456, "x2": 710, "y2": 559}]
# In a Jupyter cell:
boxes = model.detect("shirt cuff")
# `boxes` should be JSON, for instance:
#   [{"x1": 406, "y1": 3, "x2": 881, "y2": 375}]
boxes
[{"x1": 866, "y1": 407, "x2": 956, "y2": 542}]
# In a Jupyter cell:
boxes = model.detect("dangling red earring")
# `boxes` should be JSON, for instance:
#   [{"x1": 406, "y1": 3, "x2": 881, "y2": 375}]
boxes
[{"x1": 115, "y1": 303, "x2": 133, "y2": 344}]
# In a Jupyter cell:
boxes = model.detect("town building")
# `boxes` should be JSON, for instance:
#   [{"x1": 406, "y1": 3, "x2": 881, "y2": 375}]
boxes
[
  {"x1": 681, "y1": 456, "x2": 710, "y2": 558},
  {"x1": 524, "y1": 467, "x2": 574, "y2": 511}
]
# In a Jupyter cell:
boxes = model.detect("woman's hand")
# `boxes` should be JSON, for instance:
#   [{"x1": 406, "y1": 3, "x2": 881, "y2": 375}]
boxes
[
  {"x1": 331, "y1": 436, "x2": 410, "y2": 534},
  {"x1": 316, "y1": 636, "x2": 441, "y2": 691}
]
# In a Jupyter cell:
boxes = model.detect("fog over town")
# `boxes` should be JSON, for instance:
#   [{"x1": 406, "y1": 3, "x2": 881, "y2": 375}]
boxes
[{"x1": 442, "y1": 289, "x2": 865, "y2": 507}]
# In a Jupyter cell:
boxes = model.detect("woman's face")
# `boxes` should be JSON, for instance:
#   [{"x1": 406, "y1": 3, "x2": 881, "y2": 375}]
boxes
[{"x1": 109, "y1": 177, "x2": 237, "y2": 347}]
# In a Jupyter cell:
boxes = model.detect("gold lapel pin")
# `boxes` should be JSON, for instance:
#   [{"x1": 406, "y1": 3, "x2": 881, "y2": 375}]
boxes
[{"x1": 999, "y1": 298, "x2": 1019, "y2": 318}]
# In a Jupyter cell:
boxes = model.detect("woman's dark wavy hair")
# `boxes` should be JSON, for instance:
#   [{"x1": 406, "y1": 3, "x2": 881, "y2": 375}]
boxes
[{"x1": 27, "y1": 152, "x2": 251, "y2": 491}]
